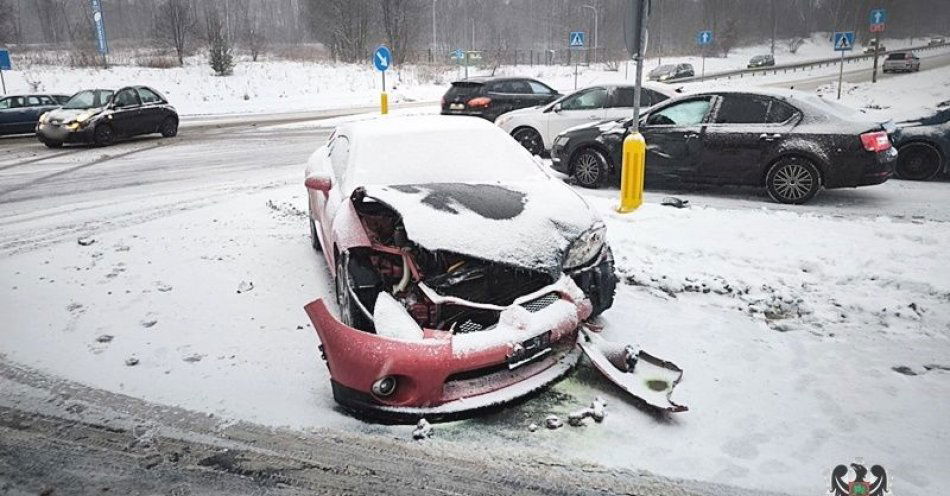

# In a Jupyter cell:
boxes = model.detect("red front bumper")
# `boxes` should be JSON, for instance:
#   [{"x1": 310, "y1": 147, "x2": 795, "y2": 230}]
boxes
[{"x1": 304, "y1": 279, "x2": 592, "y2": 421}]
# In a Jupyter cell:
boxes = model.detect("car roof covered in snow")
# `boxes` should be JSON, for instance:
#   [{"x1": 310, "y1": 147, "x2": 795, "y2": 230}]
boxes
[{"x1": 335, "y1": 115, "x2": 546, "y2": 190}]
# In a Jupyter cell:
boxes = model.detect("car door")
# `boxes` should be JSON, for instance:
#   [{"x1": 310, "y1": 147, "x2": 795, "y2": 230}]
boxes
[
  {"x1": 110, "y1": 88, "x2": 145, "y2": 136},
  {"x1": 700, "y1": 94, "x2": 799, "y2": 184},
  {"x1": 135, "y1": 87, "x2": 167, "y2": 133},
  {"x1": 486, "y1": 81, "x2": 522, "y2": 118},
  {"x1": 547, "y1": 87, "x2": 608, "y2": 142},
  {"x1": 639, "y1": 96, "x2": 714, "y2": 181},
  {"x1": 0, "y1": 96, "x2": 29, "y2": 133}
]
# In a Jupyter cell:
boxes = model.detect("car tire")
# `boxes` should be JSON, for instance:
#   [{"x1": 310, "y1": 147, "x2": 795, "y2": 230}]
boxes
[
  {"x1": 160, "y1": 117, "x2": 179, "y2": 138},
  {"x1": 43, "y1": 140, "x2": 63, "y2": 149},
  {"x1": 511, "y1": 127, "x2": 544, "y2": 156},
  {"x1": 571, "y1": 148, "x2": 609, "y2": 189},
  {"x1": 765, "y1": 157, "x2": 822, "y2": 204},
  {"x1": 93, "y1": 124, "x2": 115, "y2": 147},
  {"x1": 896, "y1": 142, "x2": 942, "y2": 181},
  {"x1": 335, "y1": 254, "x2": 372, "y2": 331}
]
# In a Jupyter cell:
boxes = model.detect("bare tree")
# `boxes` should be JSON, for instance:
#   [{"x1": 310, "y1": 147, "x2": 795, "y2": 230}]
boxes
[
  {"x1": 304, "y1": 0, "x2": 373, "y2": 63},
  {"x1": 0, "y1": 0, "x2": 17, "y2": 44},
  {"x1": 380, "y1": 0, "x2": 421, "y2": 66},
  {"x1": 154, "y1": 0, "x2": 196, "y2": 65}
]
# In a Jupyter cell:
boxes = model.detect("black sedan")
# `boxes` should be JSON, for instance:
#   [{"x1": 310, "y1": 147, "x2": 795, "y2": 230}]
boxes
[
  {"x1": 0, "y1": 94, "x2": 70, "y2": 136},
  {"x1": 892, "y1": 101, "x2": 950, "y2": 180},
  {"x1": 36, "y1": 86, "x2": 178, "y2": 148},
  {"x1": 441, "y1": 76, "x2": 560, "y2": 122},
  {"x1": 647, "y1": 64, "x2": 695, "y2": 82},
  {"x1": 550, "y1": 89, "x2": 897, "y2": 204}
]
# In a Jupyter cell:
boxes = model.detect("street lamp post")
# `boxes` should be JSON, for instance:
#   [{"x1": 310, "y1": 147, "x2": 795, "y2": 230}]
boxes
[
  {"x1": 582, "y1": 4, "x2": 598, "y2": 63},
  {"x1": 432, "y1": 0, "x2": 438, "y2": 59}
]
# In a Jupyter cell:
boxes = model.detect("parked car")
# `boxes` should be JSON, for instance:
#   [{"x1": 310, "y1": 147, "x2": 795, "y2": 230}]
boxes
[
  {"x1": 892, "y1": 101, "x2": 950, "y2": 180},
  {"x1": 863, "y1": 41, "x2": 887, "y2": 54},
  {"x1": 36, "y1": 86, "x2": 178, "y2": 148},
  {"x1": 0, "y1": 94, "x2": 70, "y2": 136},
  {"x1": 440, "y1": 77, "x2": 561, "y2": 122},
  {"x1": 495, "y1": 82, "x2": 681, "y2": 155},
  {"x1": 550, "y1": 89, "x2": 897, "y2": 204},
  {"x1": 300, "y1": 115, "x2": 689, "y2": 420},
  {"x1": 882, "y1": 51, "x2": 921, "y2": 73},
  {"x1": 747, "y1": 54, "x2": 776, "y2": 68},
  {"x1": 647, "y1": 63, "x2": 695, "y2": 82},
  {"x1": 927, "y1": 37, "x2": 946, "y2": 46}
]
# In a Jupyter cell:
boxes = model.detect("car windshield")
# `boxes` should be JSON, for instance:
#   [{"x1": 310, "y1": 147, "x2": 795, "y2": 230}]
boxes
[
  {"x1": 344, "y1": 121, "x2": 542, "y2": 190},
  {"x1": 63, "y1": 90, "x2": 114, "y2": 109}
]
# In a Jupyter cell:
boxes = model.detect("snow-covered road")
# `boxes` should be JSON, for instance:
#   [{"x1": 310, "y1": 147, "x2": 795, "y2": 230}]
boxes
[{"x1": 1, "y1": 110, "x2": 949, "y2": 496}]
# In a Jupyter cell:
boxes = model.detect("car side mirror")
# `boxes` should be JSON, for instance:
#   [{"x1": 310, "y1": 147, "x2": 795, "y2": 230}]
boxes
[
  {"x1": 552, "y1": 103, "x2": 562, "y2": 113},
  {"x1": 305, "y1": 172, "x2": 332, "y2": 192}
]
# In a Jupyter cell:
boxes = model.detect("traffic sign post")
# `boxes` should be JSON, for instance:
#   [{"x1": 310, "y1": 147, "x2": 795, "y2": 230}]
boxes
[
  {"x1": 0, "y1": 49, "x2": 11, "y2": 94},
  {"x1": 697, "y1": 30, "x2": 713, "y2": 81},
  {"x1": 868, "y1": 8, "x2": 887, "y2": 84},
  {"x1": 569, "y1": 31, "x2": 586, "y2": 90},
  {"x1": 618, "y1": 0, "x2": 651, "y2": 214},
  {"x1": 90, "y1": 0, "x2": 109, "y2": 67},
  {"x1": 373, "y1": 45, "x2": 392, "y2": 114},
  {"x1": 833, "y1": 31, "x2": 855, "y2": 100}
]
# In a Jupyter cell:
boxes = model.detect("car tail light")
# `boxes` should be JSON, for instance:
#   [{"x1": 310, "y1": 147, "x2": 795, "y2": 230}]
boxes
[
  {"x1": 860, "y1": 131, "x2": 892, "y2": 152},
  {"x1": 467, "y1": 97, "x2": 492, "y2": 108}
]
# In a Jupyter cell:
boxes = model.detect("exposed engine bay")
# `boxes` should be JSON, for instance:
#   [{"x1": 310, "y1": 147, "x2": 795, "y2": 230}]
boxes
[{"x1": 344, "y1": 188, "x2": 616, "y2": 336}]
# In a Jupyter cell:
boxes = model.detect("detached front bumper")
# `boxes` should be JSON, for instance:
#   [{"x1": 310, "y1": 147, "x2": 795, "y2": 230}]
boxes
[{"x1": 304, "y1": 276, "x2": 593, "y2": 422}]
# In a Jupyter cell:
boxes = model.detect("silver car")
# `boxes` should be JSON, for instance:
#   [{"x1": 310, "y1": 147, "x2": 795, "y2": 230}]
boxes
[{"x1": 882, "y1": 52, "x2": 921, "y2": 73}]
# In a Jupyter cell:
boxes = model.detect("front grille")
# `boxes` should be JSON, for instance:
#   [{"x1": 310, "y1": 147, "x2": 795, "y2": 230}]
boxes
[
  {"x1": 520, "y1": 293, "x2": 559, "y2": 313},
  {"x1": 456, "y1": 320, "x2": 484, "y2": 333}
]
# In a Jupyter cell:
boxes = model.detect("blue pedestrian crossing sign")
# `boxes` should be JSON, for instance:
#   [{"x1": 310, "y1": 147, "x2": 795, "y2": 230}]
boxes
[
  {"x1": 833, "y1": 31, "x2": 855, "y2": 52},
  {"x1": 697, "y1": 30, "x2": 714, "y2": 46},
  {"x1": 373, "y1": 45, "x2": 392, "y2": 72},
  {"x1": 569, "y1": 31, "x2": 585, "y2": 48},
  {"x1": 869, "y1": 8, "x2": 887, "y2": 26}
]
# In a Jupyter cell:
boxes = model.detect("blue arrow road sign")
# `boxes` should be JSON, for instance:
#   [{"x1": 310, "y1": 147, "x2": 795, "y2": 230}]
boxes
[
  {"x1": 870, "y1": 8, "x2": 887, "y2": 25},
  {"x1": 697, "y1": 30, "x2": 713, "y2": 46},
  {"x1": 373, "y1": 45, "x2": 392, "y2": 72},
  {"x1": 569, "y1": 31, "x2": 585, "y2": 48},
  {"x1": 833, "y1": 31, "x2": 855, "y2": 51},
  {"x1": 0, "y1": 50, "x2": 11, "y2": 71},
  {"x1": 90, "y1": 0, "x2": 109, "y2": 55},
  {"x1": 451, "y1": 49, "x2": 465, "y2": 60}
]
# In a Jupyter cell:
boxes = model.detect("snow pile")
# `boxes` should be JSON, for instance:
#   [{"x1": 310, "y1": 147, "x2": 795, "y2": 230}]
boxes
[
  {"x1": 817, "y1": 63, "x2": 950, "y2": 121},
  {"x1": 373, "y1": 292, "x2": 424, "y2": 341}
]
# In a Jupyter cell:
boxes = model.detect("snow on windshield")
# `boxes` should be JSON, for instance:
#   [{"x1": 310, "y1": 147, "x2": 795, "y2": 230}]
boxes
[{"x1": 344, "y1": 117, "x2": 543, "y2": 190}]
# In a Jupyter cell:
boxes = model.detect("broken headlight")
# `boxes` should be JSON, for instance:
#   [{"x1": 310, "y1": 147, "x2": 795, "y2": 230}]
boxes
[{"x1": 563, "y1": 224, "x2": 606, "y2": 270}]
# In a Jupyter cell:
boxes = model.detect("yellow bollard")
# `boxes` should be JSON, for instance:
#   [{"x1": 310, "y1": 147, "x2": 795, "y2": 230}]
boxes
[
  {"x1": 617, "y1": 132, "x2": 646, "y2": 213},
  {"x1": 380, "y1": 92, "x2": 389, "y2": 115}
]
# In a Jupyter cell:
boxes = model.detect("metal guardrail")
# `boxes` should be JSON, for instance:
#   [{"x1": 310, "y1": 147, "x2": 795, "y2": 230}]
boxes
[{"x1": 666, "y1": 41, "x2": 950, "y2": 84}]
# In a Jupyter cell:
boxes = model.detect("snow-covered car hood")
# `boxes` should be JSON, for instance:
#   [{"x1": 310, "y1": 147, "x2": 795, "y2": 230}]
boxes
[
  {"x1": 361, "y1": 179, "x2": 600, "y2": 274},
  {"x1": 44, "y1": 107, "x2": 102, "y2": 121}
]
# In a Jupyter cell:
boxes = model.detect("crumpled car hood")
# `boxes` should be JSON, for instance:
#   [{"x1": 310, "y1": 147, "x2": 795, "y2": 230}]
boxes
[
  {"x1": 44, "y1": 108, "x2": 102, "y2": 121},
  {"x1": 361, "y1": 179, "x2": 599, "y2": 274}
]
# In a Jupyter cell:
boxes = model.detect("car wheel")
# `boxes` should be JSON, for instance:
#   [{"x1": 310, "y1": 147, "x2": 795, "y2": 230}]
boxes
[
  {"x1": 93, "y1": 124, "x2": 115, "y2": 147},
  {"x1": 43, "y1": 140, "x2": 63, "y2": 149},
  {"x1": 335, "y1": 254, "x2": 372, "y2": 331},
  {"x1": 765, "y1": 157, "x2": 822, "y2": 204},
  {"x1": 512, "y1": 127, "x2": 544, "y2": 156},
  {"x1": 571, "y1": 148, "x2": 608, "y2": 188},
  {"x1": 309, "y1": 212, "x2": 322, "y2": 252},
  {"x1": 160, "y1": 117, "x2": 179, "y2": 138},
  {"x1": 896, "y1": 142, "x2": 942, "y2": 181}
]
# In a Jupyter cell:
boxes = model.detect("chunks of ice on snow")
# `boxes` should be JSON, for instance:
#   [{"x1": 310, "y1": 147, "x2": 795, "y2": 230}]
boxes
[
  {"x1": 545, "y1": 415, "x2": 563, "y2": 429},
  {"x1": 373, "y1": 292, "x2": 424, "y2": 341},
  {"x1": 412, "y1": 418, "x2": 433, "y2": 440}
]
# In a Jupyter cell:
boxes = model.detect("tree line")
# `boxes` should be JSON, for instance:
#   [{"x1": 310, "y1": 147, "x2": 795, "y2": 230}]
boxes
[{"x1": 1, "y1": 0, "x2": 948, "y2": 65}]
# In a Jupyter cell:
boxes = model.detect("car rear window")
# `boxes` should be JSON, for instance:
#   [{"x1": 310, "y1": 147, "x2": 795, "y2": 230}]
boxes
[
  {"x1": 445, "y1": 82, "x2": 485, "y2": 100},
  {"x1": 886, "y1": 53, "x2": 906, "y2": 60},
  {"x1": 715, "y1": 94, "x2": 771, "y2": 124}
]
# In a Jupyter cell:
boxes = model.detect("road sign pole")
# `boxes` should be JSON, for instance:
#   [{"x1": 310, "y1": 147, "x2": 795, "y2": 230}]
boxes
[
  {"x1": 871, "y1": 33, "x2": 880, "y2": 83},
  {"x1": 837, "y1": 49, "x2": 845, "y2": 100},
  {"x1": 618, "y1": 0, "x2": 649, "y2": 214},
  {"x1": 381, "y1": 71, "x2": 388, "y2": 115},
  {"x1": 701, "y1": 46, "x2": 706, "y2": 82},
  {"x1": 0, "y1": 69, "x2": 5, "y2": 94}
]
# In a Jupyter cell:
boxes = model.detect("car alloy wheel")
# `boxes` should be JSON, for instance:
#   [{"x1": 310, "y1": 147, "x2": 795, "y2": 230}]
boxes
[
  {"x1": 94, "y1": 125, "x2": 115, "y2": 147},
  {"x1": 160, "y1": 117, "x2": 178, "y2": 138},
  {"x1": 572, "y1": 149, "x2": 607, "y2": 188},
  {"x1": 512, "y1": 127, "x2": 544, "y2": 156},
  {"x1": 896, "y1": 142, "x2": 942, "y2": 181},
  {"x1": 766, "y1": 158, "x2": 821, "y2": 204}
]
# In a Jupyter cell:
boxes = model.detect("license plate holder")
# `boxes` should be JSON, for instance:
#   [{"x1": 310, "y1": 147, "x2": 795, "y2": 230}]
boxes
[
  {"x1": 449, "y1": 103, "x2": 465, "y2": 110},
  {"x1": 508, "y1": 331, "x2": 552, "y2": 369}
]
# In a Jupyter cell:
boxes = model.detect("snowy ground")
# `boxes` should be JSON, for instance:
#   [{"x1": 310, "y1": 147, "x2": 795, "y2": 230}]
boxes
[
  {"x1": 3, "y1": 34, "x2": 943, "y2": 116},
  {"x1": 2, "y1": 37, "x2": 950, "y2": 495}
]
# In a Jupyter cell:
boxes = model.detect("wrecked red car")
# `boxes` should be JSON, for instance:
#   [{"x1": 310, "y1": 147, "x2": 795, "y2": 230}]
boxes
[{"x1": 304, "y1": 116, "x2": 682, "y2": 421}]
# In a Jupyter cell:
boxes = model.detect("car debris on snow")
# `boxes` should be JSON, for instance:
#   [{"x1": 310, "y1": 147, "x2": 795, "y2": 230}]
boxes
[
  {"x1": 660, "y1": 197, "x2": 690, "y2": 209},
  {"x1": 236, "y1": 281, "x2": 255, "y2": 294},
  {"x1": 140, "y1": 319, "x2": 158, "y2": 328},
  {"x1": 567, "y1": 397, "x2": 608, "y2": 426},
  {"x1": 412, "y1": 418, "x2": 433, "y2": 440},
  {"x1": 125, "y1": 357, "x2": 140, "y2": 366},
  {"x1": 528, "y1": 423, "x2": 539, "y2": 432},
  {"x1": 95, "y1": 334, "x2": 114, "y2": 343},
  {"x1": 545, "y1": 415, "x2": 563, "y2": 429},
  {"x1": 892, "y1": 365, "x2": 918, "y2": 376},
  {"x1": 77, "y1": 237, "x2": 96, "y2": 246}
]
